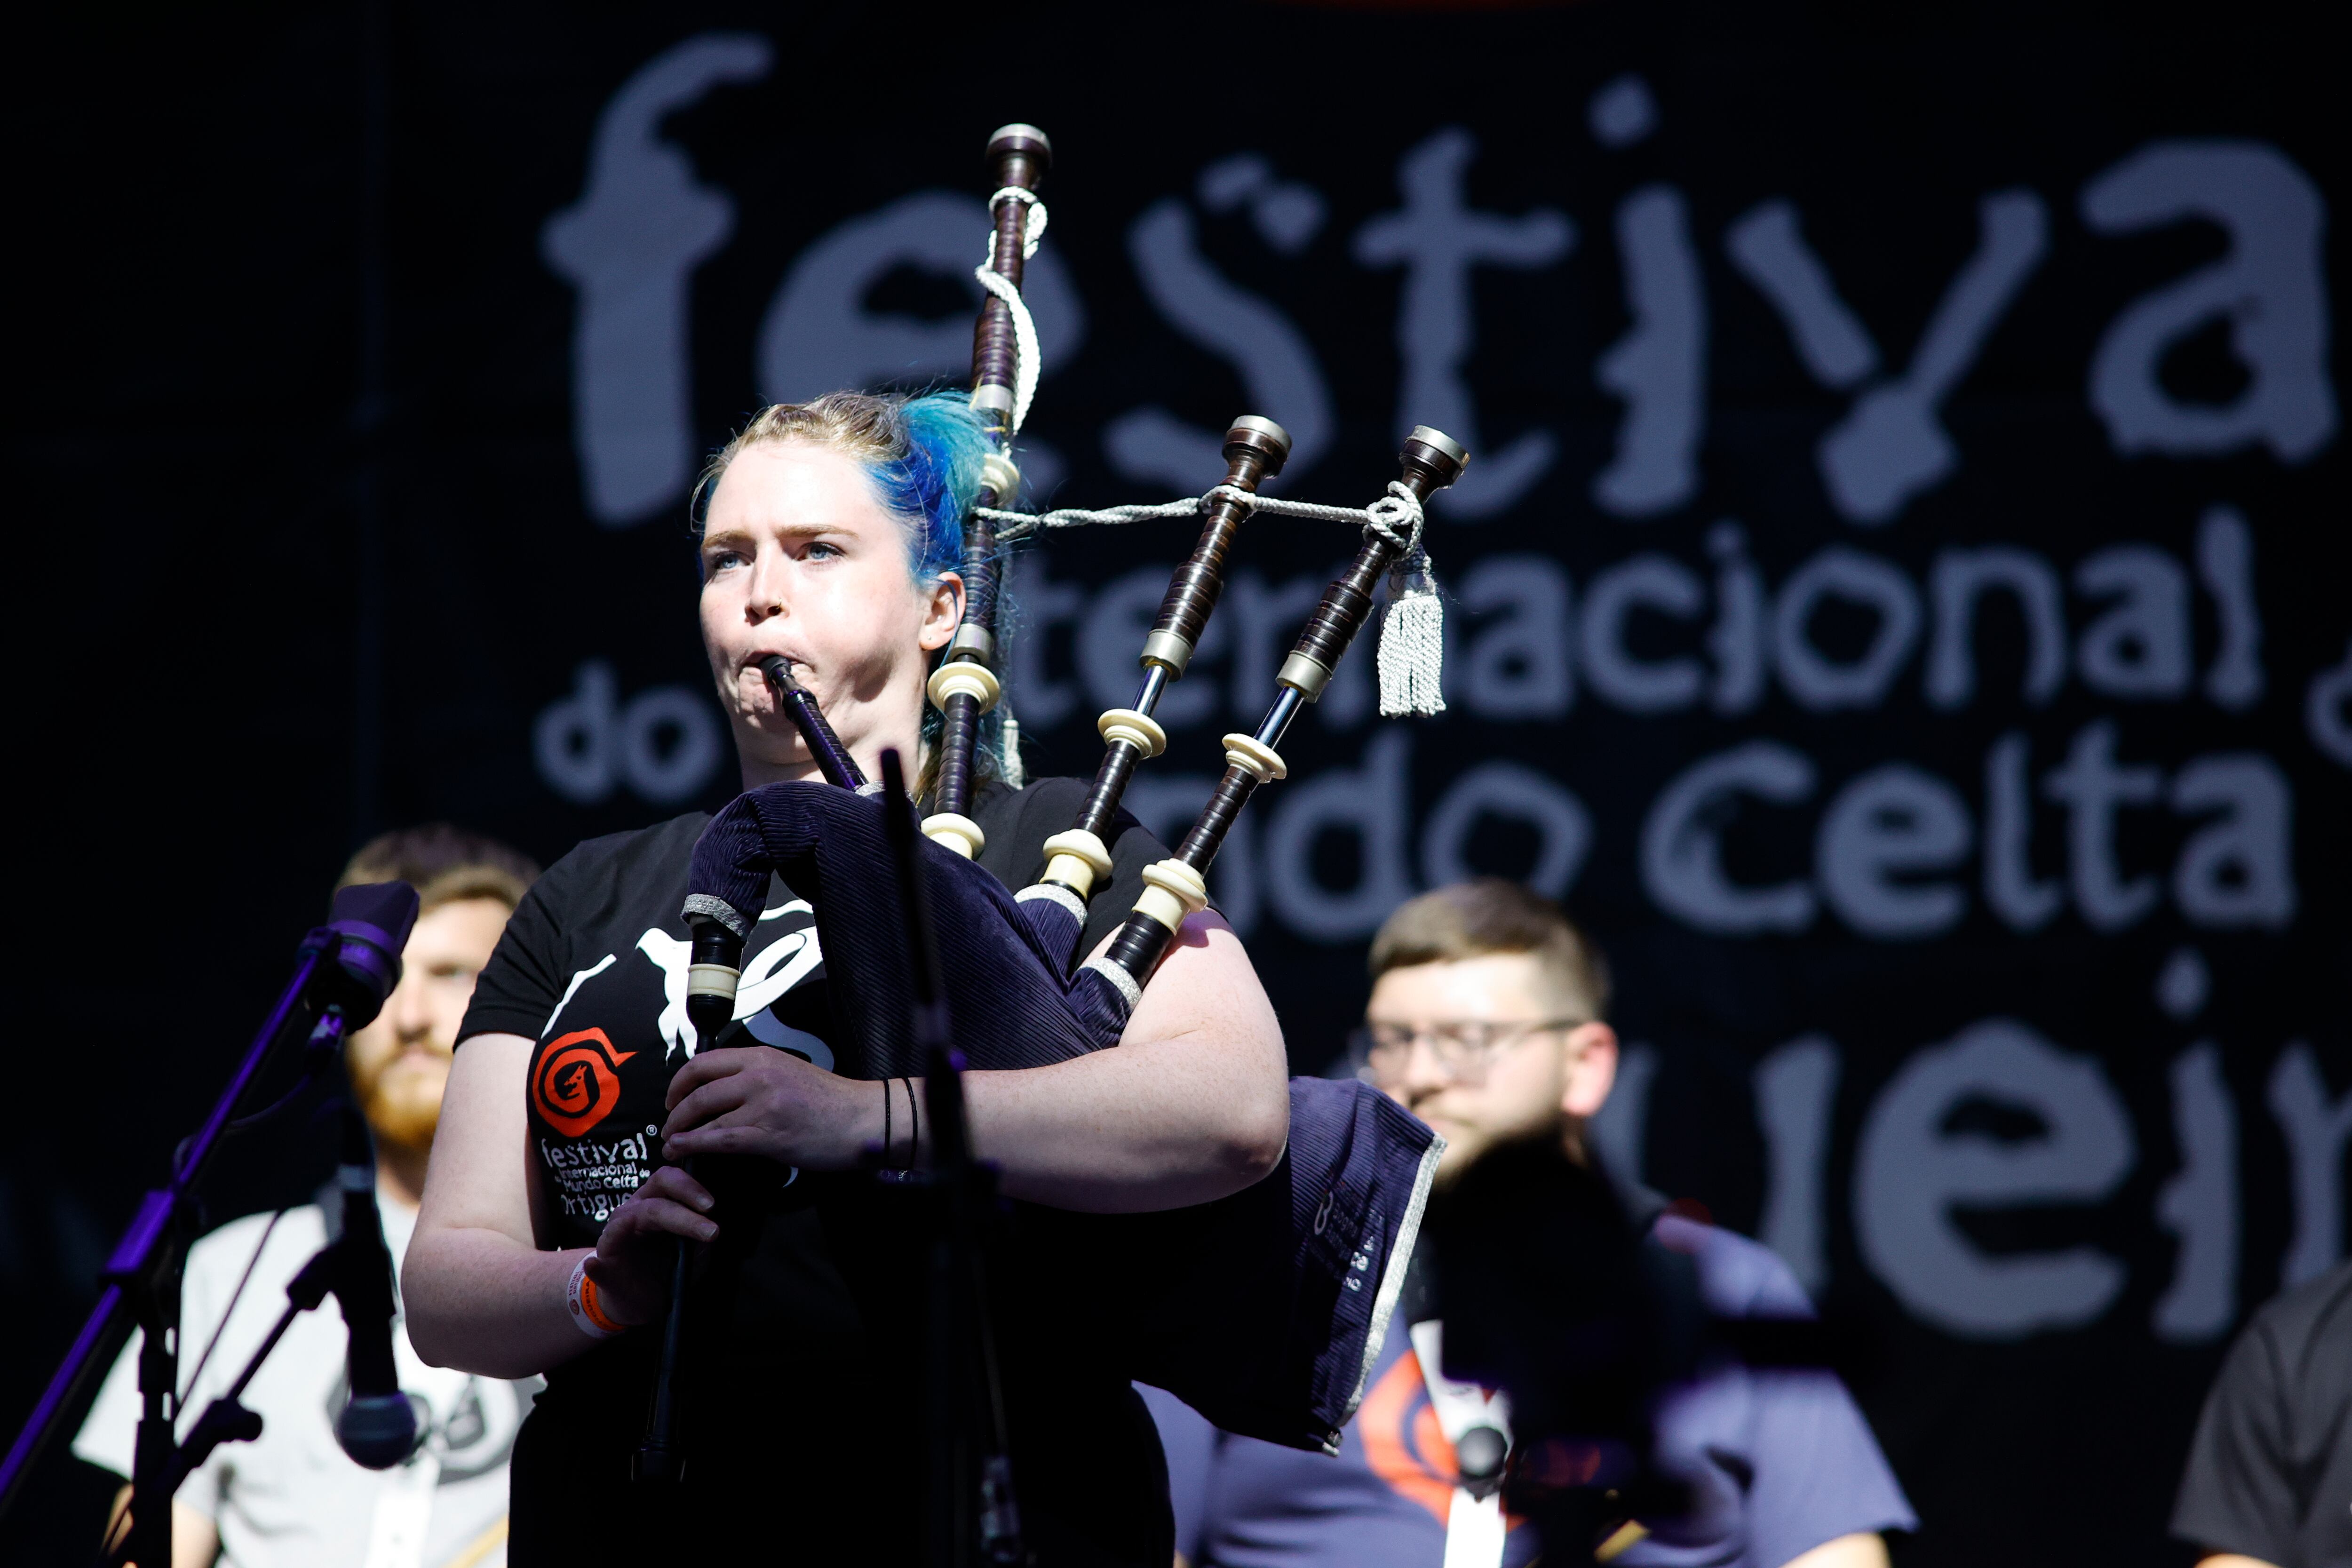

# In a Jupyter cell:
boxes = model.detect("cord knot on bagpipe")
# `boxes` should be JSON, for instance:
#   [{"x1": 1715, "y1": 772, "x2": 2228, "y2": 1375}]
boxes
[
  {"x1": 972, "y1": 193, "x2": 1048, "y2": 435},
  {"x1": 973, "y1": 480, "x2": 1446, "y2": 718},
  {"x1": 965, "y1": 194, "x2": 1448, "y2": 717}
]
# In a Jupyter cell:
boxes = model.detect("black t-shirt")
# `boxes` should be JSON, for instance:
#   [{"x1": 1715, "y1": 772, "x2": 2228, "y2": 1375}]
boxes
[
  {"x1": 458, "y1": 778, "x2": 1174, "y2": 1567},
  {"x1": 2172, "y1": 1261, "x2": 2352, "y2": 1568}
]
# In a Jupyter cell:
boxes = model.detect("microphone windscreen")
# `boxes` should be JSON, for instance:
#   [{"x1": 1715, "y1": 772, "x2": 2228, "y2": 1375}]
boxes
[
  {"x1": 330, "y1": 881, "x2": 421, "y2": 950},
  {"x1": 335, "y1": 1392, "x2": 422, "y2": 1470},
  {"x1": 326, "y1": 882, "x2": 420, "y2": 1022}
]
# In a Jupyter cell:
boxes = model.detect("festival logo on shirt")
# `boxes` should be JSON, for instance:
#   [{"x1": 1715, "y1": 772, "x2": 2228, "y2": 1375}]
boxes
[
  {"x1": 540, "y1": 1125, "x2": 658, "y2": 1220},
  {"x1": 1357, "y1": 1347, "x2": 1459, "y2": 1525},
  {"x1": 532, "y1": 1027, "x2": 636, "y2": 1137}
]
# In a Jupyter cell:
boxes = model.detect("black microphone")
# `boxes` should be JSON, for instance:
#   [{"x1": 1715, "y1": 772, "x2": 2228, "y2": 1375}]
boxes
[
  {"x1": 331, "y1": 1106, "x2": 420, "y2": 1469},
  {"x1": 319, "y1": 883, "x2": 424, "y2": 1470},
  {"x1": 324, "y1": 881, "x2": 420, "y2": 1028}
]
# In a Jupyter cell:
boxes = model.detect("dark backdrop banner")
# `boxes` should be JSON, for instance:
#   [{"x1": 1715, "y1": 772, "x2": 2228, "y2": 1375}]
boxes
[{"x1": 7, "y1": 3, "x2": 2344, "y2": 1564}]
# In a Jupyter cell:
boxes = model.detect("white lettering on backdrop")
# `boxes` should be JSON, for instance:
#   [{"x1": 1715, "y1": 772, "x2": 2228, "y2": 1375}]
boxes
[
  {"x1": 759, "y1": 193, "x2": 1086, "y2": 407},
  {"x1": 1594, "y1": 185, "x2": 1707, "y2": 518},
  {"x1": 1754, "y1": 1035, "x2": 1840, "y2": 1298},
  {"x1": 2269, "y1": 1045, "x2": 2352, "y2": 1286},
  {"x1": 1855, "y1": 1018, "x2": 2136, "y2": 1338},
  {"x1": 2308, "y1": 640, "x2": 2352, "y2": 767},
  {"x1": 533, "y1": 660, "x2": 723, "y2": 807},
  {"x1": 2154, "y1": 1043, "x2": 2238, "y2": 1341},
  {"x1": 1581, "y1": 554, "x2": 1705, "y2": 711},
  {"x1": 1111, "y1": 190, "x2": 1330, "y2": 491},
  {"x1": 1641, "y1": 741, "x2": 1818, "y2": 935},
  {"x1": 538, "y1": 56, "x2": 2345, "y2": 1337},
  {"x1": 1456, "y1": 556, "x2": 1573, "y2": 718},
  {"x1": 1007, "y1": 523, "x2": 2284, "y2": 940},
  {"x1": 1927, "y1": 549, "x2": 2067, "y2": 709},
  {"x1": 1356, "y1": 129, "x2": 1574, "y2": 518},
  {"x1": 1728, "y1": 191, "x2": 2050, "y2": 525},
  {"x1": 2082, "y1": 140, "x2": 2336, "y2": 463},
  {"x1": 541, "y1": 33, "x2": 772, "y2": 526},
  {"x1": 1633, "y1": 723, "x2": 2297, "y2": 941}
]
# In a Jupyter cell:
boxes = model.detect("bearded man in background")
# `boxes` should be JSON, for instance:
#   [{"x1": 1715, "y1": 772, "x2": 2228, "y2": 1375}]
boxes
[{"x1": 77, "y1": 826, "x2": 541, "y2": 1568}]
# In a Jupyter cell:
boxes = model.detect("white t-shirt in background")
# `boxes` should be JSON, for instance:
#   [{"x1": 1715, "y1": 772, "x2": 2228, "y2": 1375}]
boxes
[{"x1": 74, "y1": 1190, "x2": 537, "y2": 1568}]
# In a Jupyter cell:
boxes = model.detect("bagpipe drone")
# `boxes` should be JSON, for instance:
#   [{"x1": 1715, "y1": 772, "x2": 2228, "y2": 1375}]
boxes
[{"x1": 672, "y1": 126, "x2": 1462, "y2": 1463}]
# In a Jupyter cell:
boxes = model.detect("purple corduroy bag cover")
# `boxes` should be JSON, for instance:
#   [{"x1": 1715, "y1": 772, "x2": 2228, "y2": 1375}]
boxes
[{"x1": 685, "y1": 782, "x2": 1440, "y2": 1450}]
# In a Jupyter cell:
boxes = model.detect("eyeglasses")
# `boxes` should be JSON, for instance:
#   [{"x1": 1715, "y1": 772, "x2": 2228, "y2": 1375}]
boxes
[{"x1": 1354, "y1": 1018, "x2": 1585, "y2": 1086}]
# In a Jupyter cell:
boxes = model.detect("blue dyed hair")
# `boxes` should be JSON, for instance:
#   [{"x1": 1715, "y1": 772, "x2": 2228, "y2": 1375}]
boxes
[
  {"x1": 869, "y1": 391, "x2": 992, "y2": 580},
  {"x1": 696, "y1": 389, "x2": 992, "y2": 584}
]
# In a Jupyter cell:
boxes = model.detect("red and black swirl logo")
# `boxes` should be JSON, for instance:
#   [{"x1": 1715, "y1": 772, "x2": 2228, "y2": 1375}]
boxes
[{"x1": 532, "y1": 1028, "x2": 636, "y2": 1138}]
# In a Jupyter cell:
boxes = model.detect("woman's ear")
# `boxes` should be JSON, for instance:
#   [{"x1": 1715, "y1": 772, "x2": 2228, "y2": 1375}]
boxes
[
  {"x1": 1559, "y1": 1022, "x2": 1619, "y2": 1120},
  {"x1": 919, "y1": 572, "x2": 966, "y2": 652}
]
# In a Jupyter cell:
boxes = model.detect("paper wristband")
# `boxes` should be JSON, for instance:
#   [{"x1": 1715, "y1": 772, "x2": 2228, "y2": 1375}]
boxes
[{"x1": 567, "y1": 1255, "x2": 626, "y2": 1338}]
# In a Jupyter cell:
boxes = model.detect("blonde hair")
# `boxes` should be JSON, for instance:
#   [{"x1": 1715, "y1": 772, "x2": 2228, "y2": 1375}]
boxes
[
  {"x1": 1369, "y1": 879, "x2": 1611, "y2": 1021},
  {"x1": 698, "y1": 394, "x2": 893, "y2": 505},
  {"x1": 692, "y1": 390, "x2": 988, "y2": 585}
]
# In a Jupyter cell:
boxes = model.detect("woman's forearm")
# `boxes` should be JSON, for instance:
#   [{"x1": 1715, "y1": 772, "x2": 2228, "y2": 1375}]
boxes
[
  {"x1": 961, "y1": 1032, "x2": 1287, "y2": 1210},
  {"x1": 403, "y1": 1230, "x2": 594, "y2": 1378},
  {"x1": 406, "y1": 1035, "x2": 610, "y2": 1378},
  {"x1": 960, "y1": 915, "x2": 1290, "y2": 1211}
]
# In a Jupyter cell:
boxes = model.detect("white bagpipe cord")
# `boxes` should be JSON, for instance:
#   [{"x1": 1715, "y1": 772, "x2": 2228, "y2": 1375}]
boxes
[
  {"x1": 967, "y1": 186, "x2": 1041, "y2": 798},
  {"x1": 975, "y1": 189, "x2": 1048, "y2": 435},
  {"x1": 975, "y1": 478, "x2": 1450, "y2": 718}
]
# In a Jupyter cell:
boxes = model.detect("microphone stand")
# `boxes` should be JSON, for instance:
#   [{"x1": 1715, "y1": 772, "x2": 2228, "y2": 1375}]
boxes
[
  {"x1": 0, "y1": 887, "x2": 417, "y2": 1564},
  {"x1": 630, "y1": 1167, "x2": 696, "y2": 1482},
  {"x1": 878, "y1": 749, "x2": 1024, "y2": 1567},
  {"x1": 106, "y1": 1099, "x2": 419, "y2": 1564}
]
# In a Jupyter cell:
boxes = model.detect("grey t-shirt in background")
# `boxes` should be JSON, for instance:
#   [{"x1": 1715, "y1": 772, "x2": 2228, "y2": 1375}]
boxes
[
  {"x1": 75, "y1": 1195, "x2": 535, "y2": 1568},
  {"x1": 1148, "y1": 1213, "x2": 1915, "y2": 1568},
  {"x1": 2172, "y1": 1260, "x2": 2352, "y2": 1568}
]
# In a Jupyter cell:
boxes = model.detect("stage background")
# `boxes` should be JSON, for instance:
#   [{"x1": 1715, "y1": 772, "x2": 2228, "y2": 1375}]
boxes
[{"x1": 6, "y1": 2, "x2": 2344, "y2": 1563}]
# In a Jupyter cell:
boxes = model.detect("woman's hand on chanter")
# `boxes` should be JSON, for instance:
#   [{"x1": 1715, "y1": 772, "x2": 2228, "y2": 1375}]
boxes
[
  {"x1": 659, "y1": 1045, "x2": 871, "y2": 1171},
  {"x1": 579, "y1": 1164, "x2": 717, "y2": 1328}
]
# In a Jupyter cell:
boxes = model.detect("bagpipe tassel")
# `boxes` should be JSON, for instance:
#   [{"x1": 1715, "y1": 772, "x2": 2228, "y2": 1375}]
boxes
[
  {"x1": 1376, "y1": 539, "x2": 1446, "y2": 718},
  {"x1": 1000, "y1": 702, "x2": 1025, "y2": 788}
]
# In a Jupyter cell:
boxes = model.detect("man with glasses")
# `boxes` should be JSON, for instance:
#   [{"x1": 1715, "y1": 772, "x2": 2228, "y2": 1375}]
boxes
[{"x1": 1144, "y1": 879, "x2": 1914, "y2": 1568}]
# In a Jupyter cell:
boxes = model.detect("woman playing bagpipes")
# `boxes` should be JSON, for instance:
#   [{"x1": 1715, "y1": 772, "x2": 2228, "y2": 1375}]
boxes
[
  {"x1": 404, "y1": 390, "x2": 1290, "y2": 1564},
  {"x1": 407, "y1": 122, "x2": 1454, "y2": 1565}
]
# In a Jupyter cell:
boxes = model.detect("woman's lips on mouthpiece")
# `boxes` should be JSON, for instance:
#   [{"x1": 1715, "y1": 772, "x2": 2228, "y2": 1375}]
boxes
[{"x1": 744, "y1": 650, "x2": 810, "y2": 678}]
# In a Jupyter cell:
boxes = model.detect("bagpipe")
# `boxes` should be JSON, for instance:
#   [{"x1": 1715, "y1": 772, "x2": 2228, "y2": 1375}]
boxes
[{"x1": 673, "y1": 126, "x2": 1465, "y2": 1463}]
